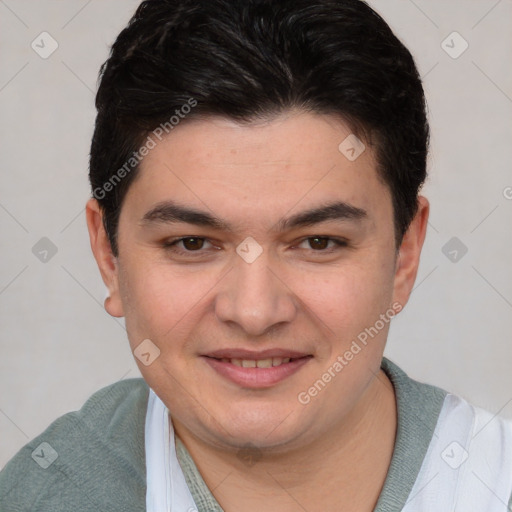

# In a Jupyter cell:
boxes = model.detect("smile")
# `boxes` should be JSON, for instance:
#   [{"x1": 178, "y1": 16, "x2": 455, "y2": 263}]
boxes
[
  {"x1": 218, "y1": 357, "x2": 296, "y2": 367},
  {"x1": 202, "y1": 355, "x2": 313, "y2": 388}
]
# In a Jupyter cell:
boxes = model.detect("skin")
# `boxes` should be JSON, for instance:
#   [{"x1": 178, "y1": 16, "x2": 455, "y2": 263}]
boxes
[{"x1": 86, "y1": 110, "x2": 429, "y2": 511}]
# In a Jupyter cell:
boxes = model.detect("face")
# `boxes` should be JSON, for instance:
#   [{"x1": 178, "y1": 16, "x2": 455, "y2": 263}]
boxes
[{"x1": 87, "y1": 110, "x2": 427, "y2": 453}]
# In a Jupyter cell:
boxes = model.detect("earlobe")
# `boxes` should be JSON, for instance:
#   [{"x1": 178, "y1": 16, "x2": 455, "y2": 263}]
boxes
[
  {"x1": 392, "y1": 196, "x2": 429, "y2": 309},
  {"x1": 85, "y1": 198, "x2": 125, "y2": 318}
]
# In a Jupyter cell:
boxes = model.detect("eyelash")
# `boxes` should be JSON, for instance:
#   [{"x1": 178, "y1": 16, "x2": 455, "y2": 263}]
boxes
[{"x1": 162, "y1": 236, "x2": 348, "y2": 257}]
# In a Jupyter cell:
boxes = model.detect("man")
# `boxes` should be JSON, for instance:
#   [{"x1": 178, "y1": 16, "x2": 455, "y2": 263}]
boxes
[{"x1": 1, "y1": 0, "x2": 511, "y2": 510}]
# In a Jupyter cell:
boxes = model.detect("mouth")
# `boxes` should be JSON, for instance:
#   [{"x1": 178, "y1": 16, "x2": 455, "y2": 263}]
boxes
[
  {"x1": 202, "y1": 350, "x2": 313, "y2": 388},
  {"x1": 206, "y1": 356, "x2": 307, "y2": 368}
]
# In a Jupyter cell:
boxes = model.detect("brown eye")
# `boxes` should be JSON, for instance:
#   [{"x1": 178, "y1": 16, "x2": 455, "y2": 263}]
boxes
[
  {"x1": 163, "y1": 236, "x2": 216, "y2": 257},
  {"x1": 308, "y1": 237, "x2": 329, "y2": 250},
  {"x1": 181, "y1": 237, "x2": 205, "y2": 250},
  {"x1": 296, "y1": 236, "x2": 348, "y2": 253}
]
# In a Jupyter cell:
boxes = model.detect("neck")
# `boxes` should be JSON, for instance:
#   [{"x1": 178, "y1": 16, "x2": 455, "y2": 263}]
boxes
[{"x1": 173, "y1": 369, "x2": 397, "y2": 512}]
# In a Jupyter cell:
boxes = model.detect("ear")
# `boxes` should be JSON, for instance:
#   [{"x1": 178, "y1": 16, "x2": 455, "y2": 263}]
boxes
[
  {"x1": 85, "y1": 198, "x2": 124, "y2": 318},
  {"x1": 392, "y1": 195, "x2": 429, "y2": 308}
]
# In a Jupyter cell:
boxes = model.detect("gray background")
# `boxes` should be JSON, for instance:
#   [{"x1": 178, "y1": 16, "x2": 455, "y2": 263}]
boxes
[{"x1": 0, "y1": 0, "x2": 511, "y2": 468}]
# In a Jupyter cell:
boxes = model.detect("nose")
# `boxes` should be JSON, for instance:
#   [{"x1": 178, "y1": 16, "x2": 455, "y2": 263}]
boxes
[{"x1": 214, "y1": 249, "x2": 297, "y2": 337}]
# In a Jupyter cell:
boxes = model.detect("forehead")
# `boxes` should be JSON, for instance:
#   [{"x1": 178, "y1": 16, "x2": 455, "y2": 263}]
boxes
[{"x1": 122, "y1": 111, "x2": 392, "y2": 230}]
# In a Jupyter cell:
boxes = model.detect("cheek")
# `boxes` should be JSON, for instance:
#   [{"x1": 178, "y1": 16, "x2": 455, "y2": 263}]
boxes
[
  {"x1": 294, "y1": 258, "x2": 395, "y2": 331},
  {"x1": 118, "y1": 258, "x2": 213, "y2": 351}
]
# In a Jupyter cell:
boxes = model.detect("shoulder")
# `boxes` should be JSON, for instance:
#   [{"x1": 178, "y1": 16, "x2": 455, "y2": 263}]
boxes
[
  {"x1": 382, "y1": 358, "x2": 512, "y2": 510},
  {"x1": 0, "y1": 378, "x2": 149, "y2": 512}
]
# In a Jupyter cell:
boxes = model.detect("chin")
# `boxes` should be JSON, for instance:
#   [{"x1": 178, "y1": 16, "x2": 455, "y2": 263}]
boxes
[{"x1": 211, "y1": 405, "x2": 305, "y2": 448}]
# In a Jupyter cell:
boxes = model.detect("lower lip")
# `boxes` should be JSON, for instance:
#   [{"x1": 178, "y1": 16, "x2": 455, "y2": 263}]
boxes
[{"x1": 202, "y1": 356, "x2": 313, "y2": 388}]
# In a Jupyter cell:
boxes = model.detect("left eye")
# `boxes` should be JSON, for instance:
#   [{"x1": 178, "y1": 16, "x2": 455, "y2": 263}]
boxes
[
  {"x1": 178, "y1": 237, "x2": 209, "y2": 250},
  {"x1": 297, "y1": 237, "x2": 347, "y2": 251}
]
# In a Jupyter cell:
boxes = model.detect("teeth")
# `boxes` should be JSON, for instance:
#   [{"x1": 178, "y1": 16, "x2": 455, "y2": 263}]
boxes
[{"x1": 221, "y1": 357, "x2": 295, "y2": 367}]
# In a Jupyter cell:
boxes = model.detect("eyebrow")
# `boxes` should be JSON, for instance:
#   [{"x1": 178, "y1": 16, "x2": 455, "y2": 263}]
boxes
[{"x1": 140, "y1": 200, "x2": 367, "y2": 232}]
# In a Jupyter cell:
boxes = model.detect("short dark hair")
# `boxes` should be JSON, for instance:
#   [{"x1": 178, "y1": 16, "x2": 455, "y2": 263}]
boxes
[{"x1": 89, "y1": 0, "x2": 429, "y2": 256}]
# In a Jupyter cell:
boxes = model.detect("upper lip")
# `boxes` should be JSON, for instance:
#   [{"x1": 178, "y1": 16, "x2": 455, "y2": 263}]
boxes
[{"x1": 203, "y1": 348, "x2": 311, "y2": 360}]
